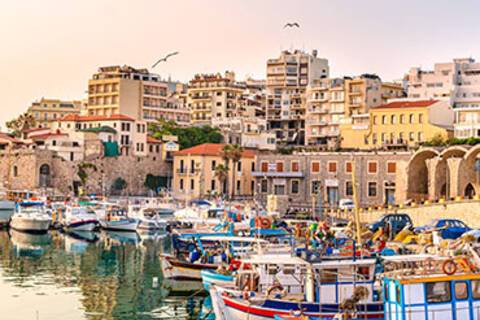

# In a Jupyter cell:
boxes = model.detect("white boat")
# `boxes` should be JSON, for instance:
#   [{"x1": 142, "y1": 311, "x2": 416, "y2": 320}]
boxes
[
  {"x1": 0, "y1": 200, "x2": 15, "y2": 226},
  {"x1": 99, "y1": 208, "x2": 139, "y2": 232},
  {"x1": 62, "y1": 206, "x2": 98, "y2": 231},
  {"x1": 10, "y1": 201, "x2": 52, "y2": 233},
  {"x1": 128, "y1": 205, "x2": 169, "y2": 232}
]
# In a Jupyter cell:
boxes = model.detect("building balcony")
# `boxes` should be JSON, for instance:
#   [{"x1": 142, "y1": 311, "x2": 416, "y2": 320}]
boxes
[
  {"x1": 252, "y1": 171, "x2": 304, "y2": 178},
  {"x1": 176, "y1": 168, "x2": 201, "y2": 176},
  {"x1": 308, "y1": 108, "x2": 328, "y2": 114}
]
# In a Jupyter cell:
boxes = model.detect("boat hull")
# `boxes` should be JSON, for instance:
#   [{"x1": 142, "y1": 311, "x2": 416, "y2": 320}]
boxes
[
  {"x1": 201, "y1": 270, "x2": 234, "y2": 290},
  {"x1": 10, "y1": 217, "x2": 51, "y2": 233},
  {"x1": 65, "y1": 220, "x2": 98, "y2": 231},
  {"x1": 160, "y1": 255, "x2": 218, "y2": 280},
  {"x1": 210, "y1": 287, "x2": 384, "y2": 320}
]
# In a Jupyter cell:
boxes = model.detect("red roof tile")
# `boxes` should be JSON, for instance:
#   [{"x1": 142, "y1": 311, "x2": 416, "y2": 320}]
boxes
[
  {"x1": 0, "y1": 132, "x2": 23, "y2": 144},
  {"x1": 30, "y1": 132, "x2": 68, "y2": 140},
  {"x1": 374, "y1": 100, "x2": 438, "y2": 110},
  {"x1": 147, "y1": 136, "x2": 162, "y2": 144},
  {"x1": 23, "y1": 127, "x2": 49, "y2": 133},
  {"x1": 59, "y1": 114, "x2": 135, "y2": 122},
  {"x1": 174, "y1": 143, "x2": 255, "y2": 158}
]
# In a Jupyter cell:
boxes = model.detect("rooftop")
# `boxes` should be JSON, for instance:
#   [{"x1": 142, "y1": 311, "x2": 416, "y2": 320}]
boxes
[
  {"x1": 59, "y1": 114, "x2": 135, "y2": 122},
  {"x1": 174, "y1": 143, "x2": 255, "y2": 158},
  {"x1": 373, "y1": 99, "x2": 438, "y2": 110}
]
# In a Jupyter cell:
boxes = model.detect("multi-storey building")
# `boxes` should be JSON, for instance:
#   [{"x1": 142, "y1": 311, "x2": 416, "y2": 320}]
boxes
[
  {"x1": 339, "y1": 100, "x2": 454, "y2": 149},
  {"x1": 212, "y1": 117, "x2": 276, "y2": 150},
  {"x1": 187, "y1": 72, "x2": 244, "y2": 125},
  {"x1": 406, "y1": 58, "x2": 480, "y2": 138},
  {"x1": 172, "y1": 143, "x2": 256, "y2": 200},
  {"x1": 86, "y1": 65, "x2": 171, "y2": 123},
  {"x1": 27, "y1": 98, "x2": 83, "y2": 128},
  {"x1": 266, "y1": 50, "x2": 329, "y2": 145},
  {"x1": 305, "y1": 77, "x2": 404, "y2": 147},
  {"x1": 253, "y1": 151, "x2": 412, "y2": 210}
]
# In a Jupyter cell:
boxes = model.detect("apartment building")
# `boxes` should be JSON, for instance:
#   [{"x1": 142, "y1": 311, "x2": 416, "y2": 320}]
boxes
[
  {"x1": 172, "y1": 143, "x2": 256, "y2": 200},
  {"x1": 212, "y1": 117, "x2": 276, "y2": 150},
  {"x1": 86, "y1": 65, "x2": 172, "y2": 123},
  {"x1": 253, "y1": 151, "x2": 411, "y2": 209},
  {"x1": 406, "y1": 58, "x2": 480, "y2": 138},
  {"x1": 305, "y1": 77, "x2": 404, "y2": 147},
  {"x1": 187, "y1": 72, "x2": 244, "y2": 125},
  {"x1": 339, "y1": 100, "x2": 454, "y2": 149},
  {"x1": 27, "y1": 98, "x2": 83, "y2": 128},
  {"x1": 266, "y1": 50, "x2": 329, "y2": 145}
]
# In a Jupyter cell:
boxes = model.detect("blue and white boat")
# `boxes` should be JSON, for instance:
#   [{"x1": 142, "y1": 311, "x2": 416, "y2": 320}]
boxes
[
  {"x1": 99, "y1": 208, "x2": 139, "y2": 232},
  {"x1": 62, "y1": 205, "x2": 98, "y2": 231}
]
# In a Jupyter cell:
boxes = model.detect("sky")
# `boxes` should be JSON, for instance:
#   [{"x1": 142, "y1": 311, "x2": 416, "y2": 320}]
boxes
[{"x1": 1, "y1": 0, "x2": 480, "y2": 127}]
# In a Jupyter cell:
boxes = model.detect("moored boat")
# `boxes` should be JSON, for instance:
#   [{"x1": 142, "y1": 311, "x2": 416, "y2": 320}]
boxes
[
  {"x1": 10, "y1": 200, "x2": 52, "y2": 233},
  {"x1": 62, "y1": 205, "x2": 98, "y2": 231}
]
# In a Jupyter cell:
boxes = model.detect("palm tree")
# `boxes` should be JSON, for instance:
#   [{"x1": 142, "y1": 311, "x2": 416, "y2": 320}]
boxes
[
  {"x1": 227, "y1": 144, "x2": 243, "y2": 199},
  {"x1": 221, "y1": 144, "x2": 233, "y2": 199},
  {"x1": 214, "y1": 164, "x2": 228, "y2": 197}
]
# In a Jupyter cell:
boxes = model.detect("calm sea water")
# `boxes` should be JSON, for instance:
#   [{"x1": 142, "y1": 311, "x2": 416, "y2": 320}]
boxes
[{"x1": 0, "y1": 230, "x2": 212, "y2": 320}]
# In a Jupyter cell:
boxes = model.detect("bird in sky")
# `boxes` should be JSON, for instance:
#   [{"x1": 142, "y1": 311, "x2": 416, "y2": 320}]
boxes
[
  {"x1": 284, "y1": 22, "x2": 300, "y2": 29},
  {"x1": 151, "y1": 52, "x2": 179, "y2": 68}
]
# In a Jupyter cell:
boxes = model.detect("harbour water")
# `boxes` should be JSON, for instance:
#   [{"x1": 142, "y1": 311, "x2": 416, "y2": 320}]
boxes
[{"x1": 0, "y1": 230, "x2": 209, "y2": 320}]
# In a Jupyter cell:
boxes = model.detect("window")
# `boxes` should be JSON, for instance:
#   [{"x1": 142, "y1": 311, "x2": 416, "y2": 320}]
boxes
[
  {"x1": 211, "y1": 179, "x2": 216, "y2": 191},
  {"x1": 418, "y1": 132, "x2": 424, "y2": 142},
  {"x1": 251, "y1": 162, "x2": 255, "y2": 171},
  {"x1": 409, "y1": 132, "x2": 414, "y2": 141},
  {"x1": 368, "y1": 182, "x2": 377, "y2": 197},
  {"x1": 382, "y1": 115, "x2": 387, "y2": 124},
  {"x1": 426, "y1": 282, "x2": 451, "y2": 303},
  {"x1": 472, "y1": 280, "x2": 480, "y2": 299},
  {"x1": 211, "y1": 160, "x2": 217, "y2": 171},
  {"x1": 190, "y1": 179, "x2": 195, "y2": 190},
  {"x1": 311, "y1": 180, "x2": 321, "y2": 194},
  {"x1": 328, "y1": 162, "x2": 337, "y2": 173},
  {"x1": 373, "y1": 116, "x2": 377, "y2": 124},
  {"x1": 345, "y1": 161, "x2": 353, "y2": 173},
  {"x1": 237, "y1": 161, "x2": 242, "y2": 172},
  {"x1": 311, "y1": 161, "x2": 320, "y2": 173},
  {"x1": 409, "y1": 114, "x2": 415, "y2": 124},
  {"x1": 367, "y1": 162, "x2": 377, "y2": 174},
  {"x1": 274, "y1": 184, "x2": 285, "y2": 195},
  {"x1": 261, "y1": 162, "x2": 268, "y2": 172},
  {"x1": 12, "y1": 166, "x2": 18, "y2": 177},
  {"x1": 291, "y1": 161, "x2": 299, "y2": 172},
  {"x1": 237, "y1": 180, "x2": 241, "y2": 192},
  {"x1": 319, "y1": 269, "x2": 337, "y2": 283},
  {"x1": 345, "y1": 181, "x2": 353, "y2": 196},
  {"x1": 400, "y1": 114, "x2": 405, "y2": 124},
  {"x1": 391, "y1": 115, "x2": 396, "y2": 124},
  {"x1": 387, "y1": 162, "x2": 396, "y2": 174},
  {"x1": 276, "y1": 162, "x2": 283, "y2": 172},
  {"x1": 291, "y1": 180, "x2": 299, "y2": 194},
  {"x1": 179, "y1": 179, "x2": 184, "y2": 190},
  {"x1": 261, "y1": 179, "x2": 268, "y2": 193},
  {"x1": 419, "y1": 114, "x2": 424, "y2": 124},
  {"x1": 455, "y1": 282, "x2": 468, "y2": 300},
  {"x1": 356, "y1": 266, "x2": 371, "y2": 281}
]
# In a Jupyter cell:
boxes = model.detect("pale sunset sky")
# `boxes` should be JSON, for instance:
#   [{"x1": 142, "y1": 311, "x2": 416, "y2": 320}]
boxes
[{"x1": 1, "y1": 0, "x2": 480, "y2": 126}]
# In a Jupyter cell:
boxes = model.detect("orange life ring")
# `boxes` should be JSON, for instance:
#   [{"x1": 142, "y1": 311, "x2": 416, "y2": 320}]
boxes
[
  {"x1": 260, "y1": 217, "x2": 271, "y2": 229},
  {"x1": 442, "y1": 259, "x2": 457, "y2": 276}
]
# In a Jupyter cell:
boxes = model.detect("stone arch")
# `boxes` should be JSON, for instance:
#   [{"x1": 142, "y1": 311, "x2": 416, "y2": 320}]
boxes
[
  {"x1": 435, "y1": 146, "x2": 467, "y2": 199},
  {"x1": 39, "y1": 164, "x2": 51, "y2": 187},
  {"x1": 460, "y1": 145, "x2": 480, "y2": 196},
  {"x1": 407, "y1": 148, "x2": 439, "y2": 201},
  {"x1": 465, "y1": 183, "x2": 476, "y2": 198}
]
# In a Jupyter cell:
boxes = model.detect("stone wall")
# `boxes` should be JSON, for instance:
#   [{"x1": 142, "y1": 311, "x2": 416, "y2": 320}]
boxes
[{"x1": 0, "y1": 148, "x2": 172, "y2": 196}]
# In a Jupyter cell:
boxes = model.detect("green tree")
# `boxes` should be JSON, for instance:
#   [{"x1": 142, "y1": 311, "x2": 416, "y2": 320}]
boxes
[
  {"x1": 214, "y1": 164, "x2": 228, "y2": 197},
  {"x1": 6, "y1": 112, "x2": 37, "y2": 137},
  {"x1": 149, "y1": 119, "x2": 223, "y2": 149},
  {"x1": 221, "y1": 144, "x2": 243, "y2": 199}
]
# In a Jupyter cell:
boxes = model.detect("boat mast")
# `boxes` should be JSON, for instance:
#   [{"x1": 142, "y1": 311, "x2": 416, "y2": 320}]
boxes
[{"x1": 351, "y1": 159, "x2": 362, "y2": 244}]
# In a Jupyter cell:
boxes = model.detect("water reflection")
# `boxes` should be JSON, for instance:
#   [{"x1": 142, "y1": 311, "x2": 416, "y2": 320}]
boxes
[{"x1": 0, "y1": 230, "x2": 207, "y2": 320}]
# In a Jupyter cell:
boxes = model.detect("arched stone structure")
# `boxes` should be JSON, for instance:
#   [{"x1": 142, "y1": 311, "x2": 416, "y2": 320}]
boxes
[
  {"x1": 406, "y1": 148, "x2": 439, "y2": 201},
  {"x1": 459, "y1": 145, "x2": 480, "y2": 197},
  {"x1": 436, "y1": 147, "x2": 467, "y2": 199},
  {"x1": 39, "y1": 164, "x2": 51, "y2": 188}
]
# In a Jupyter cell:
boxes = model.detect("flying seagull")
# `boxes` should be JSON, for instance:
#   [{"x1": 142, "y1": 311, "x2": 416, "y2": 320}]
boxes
[
  {"x1": 284, "y1": 22, "x2": 300, "y2": 29},
  {"x1": 152, "y1": 52, "x2": 179, "y2": 68}
]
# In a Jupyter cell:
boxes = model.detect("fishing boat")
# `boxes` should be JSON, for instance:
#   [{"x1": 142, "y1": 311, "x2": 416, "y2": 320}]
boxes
[
  {"x1": 209, "y1": 256, "x2": 383, "y2": 320},
  {"x1": 62, "y1": 205, "x2": 98, "y2": 231},
  {"x1": 99, "y1": 207, "x2": 139, "y2": 232},
  {"x1": 10, "y1": 200, "x2": 52, "y2": 233}
]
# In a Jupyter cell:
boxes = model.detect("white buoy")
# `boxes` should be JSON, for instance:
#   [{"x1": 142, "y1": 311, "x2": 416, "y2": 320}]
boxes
[{"x1": 152, "y1": 277, "x2": 158, "y2": 288}]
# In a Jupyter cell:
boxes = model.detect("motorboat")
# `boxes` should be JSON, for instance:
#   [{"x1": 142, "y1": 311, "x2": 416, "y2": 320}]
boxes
[
  {"x1": 62, "y1": 205, "x2": 98, "y2": 231},
  {"x1": 0, "y1": 200, "x2": 15, "y2": 226},
  {"x1": 99, "y1": 207, "x2": 139, "y2": 232},
  {"x1": 128, "y1": 205, "x2": 170, "y2": 232},
  {"x1": 10, "y1": 200, "x2": 52, "y2": 233}
]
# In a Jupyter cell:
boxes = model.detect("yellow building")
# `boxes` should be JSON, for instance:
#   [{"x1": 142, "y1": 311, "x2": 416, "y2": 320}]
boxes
[
  {"x1": 87, "y1": 65, "x2": 170, "y2": 123},
  {"x1": 340, "y1": 100, "x2": 454, "y2": 149},
  {"x1": 187, "y1": 72, "x2": 244, "y2": 125},
  {"x1": 172, "y1": 143, "x2": 256, "y2": 200},
  {"x1": 27, "y1": 98, "x2": 83, "y2": 128}
]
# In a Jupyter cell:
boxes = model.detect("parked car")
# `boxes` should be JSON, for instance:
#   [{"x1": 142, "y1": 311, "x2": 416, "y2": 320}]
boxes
[
  {"x1": 414, "y1": 219, "x2": 471, "y2": 240},
  {"x1": 339, "y1": 199, "x2": 355, "y2": 210},
  {"x1": 368, "y1": 213, "x2": 413, "y2": 237}
]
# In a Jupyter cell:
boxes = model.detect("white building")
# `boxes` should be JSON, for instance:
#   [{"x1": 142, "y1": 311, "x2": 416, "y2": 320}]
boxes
[{"x1": 406, "y1": 58, "x2": 480, "y2": 138}]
